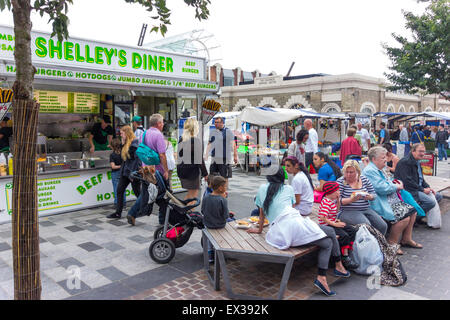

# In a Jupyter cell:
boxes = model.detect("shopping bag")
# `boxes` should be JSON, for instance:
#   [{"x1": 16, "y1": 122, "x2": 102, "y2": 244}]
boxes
[
  {"x1": 426, "y1": 193, "x2": 441, "y2": 229},
  {"x1": 313, "y1": 190, "x2": 325, "y2": 203},
  {"x1": 351, "y1": 225, "x2": 383, "y2": 275}
]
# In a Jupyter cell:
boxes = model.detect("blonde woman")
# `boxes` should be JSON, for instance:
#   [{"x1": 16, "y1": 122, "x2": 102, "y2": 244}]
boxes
[
  {"x1": 177, "y1": 118, "x2": 208, "y2": 201},
  {"x1": 336, "y1": 160, "x2": 387, "y2": 235},
  {"x1": 107, "y1": 125, "x2": 141, "y2": 219}
]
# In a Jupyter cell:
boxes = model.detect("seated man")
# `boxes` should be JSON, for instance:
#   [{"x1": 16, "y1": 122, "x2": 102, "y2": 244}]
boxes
[{"x1": 394, "y1": 143, "x2": 442, "y2": 225}]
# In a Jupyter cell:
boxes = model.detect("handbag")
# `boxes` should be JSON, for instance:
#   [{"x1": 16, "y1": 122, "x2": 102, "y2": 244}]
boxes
[
  {"x1": 387, "y1": 192, "x2": 415, "y2": 222},
  {"x1": 136, "y1": 130, "x2": 161, "y2": 165}
]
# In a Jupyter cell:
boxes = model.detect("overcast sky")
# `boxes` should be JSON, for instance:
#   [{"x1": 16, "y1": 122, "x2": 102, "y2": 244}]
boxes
[{"x1": 0, "y1": 0, "x2": 428, "y2": 79}]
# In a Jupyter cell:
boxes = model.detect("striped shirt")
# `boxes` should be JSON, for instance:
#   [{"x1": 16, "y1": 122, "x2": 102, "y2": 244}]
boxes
[
  {"x1": 318, "y1": 197, "x2": 338, "y2": 225},
  {"x1": 337, "y1": 175, "x2": 375, "y2": 212}
]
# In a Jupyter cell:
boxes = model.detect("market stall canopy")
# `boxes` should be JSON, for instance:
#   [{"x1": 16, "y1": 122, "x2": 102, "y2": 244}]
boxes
[
  {"x1": 239, "y1": 107, "x2": 346, "y2": 126},
  {"x1": 373, "y1": 111, "x2": 450, "y2": 121}
]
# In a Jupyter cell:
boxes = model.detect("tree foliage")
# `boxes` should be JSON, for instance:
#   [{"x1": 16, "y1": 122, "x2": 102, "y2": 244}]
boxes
[{"x1": 383, "y1": 0, "x2": 449, "y2": 98}]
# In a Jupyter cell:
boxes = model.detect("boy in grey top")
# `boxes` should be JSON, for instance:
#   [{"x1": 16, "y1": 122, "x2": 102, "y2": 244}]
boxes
[
  {"x1": 201, "y1": 176, "x2": 230, "y2": 229},
  {"x1": 201, "y1": 175, "x2": 231, "y2": 262}
]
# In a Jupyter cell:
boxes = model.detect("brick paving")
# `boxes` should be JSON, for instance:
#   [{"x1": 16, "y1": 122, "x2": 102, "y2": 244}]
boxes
[{"x1": 124, "y1": 256, "x2": 342, "y2": 300}]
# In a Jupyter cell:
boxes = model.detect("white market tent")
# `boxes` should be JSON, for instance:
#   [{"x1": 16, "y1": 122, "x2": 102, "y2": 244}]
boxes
[
  {"x1": 239, "y1": 106, "x2": 348, "y2": 126},
  {"x1": 373, "y1": 111, "x2": 450, "y2": 122}
]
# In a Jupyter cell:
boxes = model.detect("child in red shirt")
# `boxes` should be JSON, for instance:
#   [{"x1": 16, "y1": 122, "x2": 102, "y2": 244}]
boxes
[{"x1": 319, "y1": 181, "x2": 359, "y2": 270}]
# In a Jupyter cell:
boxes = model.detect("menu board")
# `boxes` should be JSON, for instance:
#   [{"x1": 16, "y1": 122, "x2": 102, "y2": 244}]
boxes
[
  {"x1": 34, "y1": 90, "x2": 69, "y2": 113},
  {"x1": 74, "y1": 93, "x2": 100, "y2": 114},
  {"x1": 33, "y1": 90, "x2": 100, "y2": 114}
]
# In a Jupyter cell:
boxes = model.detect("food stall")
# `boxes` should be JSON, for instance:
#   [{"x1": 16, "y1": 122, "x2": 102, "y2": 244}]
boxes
[
  {"x1": 238, "y1": 107, "x2": 347, "y2": 175},
  {"x1": 0, "y1": 24, "x2": 218, "y2": 223}
]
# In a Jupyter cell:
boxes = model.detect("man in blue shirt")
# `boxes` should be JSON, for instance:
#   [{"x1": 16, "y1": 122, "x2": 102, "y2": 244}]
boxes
[{"x1": 377, "y1": 122, "x2": 390, "y2": 144}]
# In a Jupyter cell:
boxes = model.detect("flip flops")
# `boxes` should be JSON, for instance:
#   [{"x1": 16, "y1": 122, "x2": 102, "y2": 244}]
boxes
[{"x1": 401, "y1": 241, "x2": 423, "y2": 249}]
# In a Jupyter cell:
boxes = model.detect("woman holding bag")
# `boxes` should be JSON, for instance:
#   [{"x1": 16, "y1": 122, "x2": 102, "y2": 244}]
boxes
[{"x1": 362, "y1": 146, "x2": 421, "y2": 254}]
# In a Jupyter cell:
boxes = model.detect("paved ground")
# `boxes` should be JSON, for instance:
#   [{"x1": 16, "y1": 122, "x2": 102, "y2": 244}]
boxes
[{"x1": 0, "y1": 161, "x2": 449, "y2": 300}]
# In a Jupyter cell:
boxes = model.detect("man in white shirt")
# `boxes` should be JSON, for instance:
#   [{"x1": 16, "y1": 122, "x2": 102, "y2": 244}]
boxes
[
  {"x1": 356, "y1": 122, "x2": 370, "y2": 154},
  {"x1": 304, "y1": 119, "x2": 318, "y2": 172}
]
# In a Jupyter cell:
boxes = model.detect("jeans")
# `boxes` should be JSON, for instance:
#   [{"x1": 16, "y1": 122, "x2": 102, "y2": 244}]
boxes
[
  {"x1": 417, "y1": 191, "x2": 442, "y2": 213},
  {"x1": 339, "y1": 208, "x2": 388, "y2": 236},
  {"x1": 437, "y1": 143, "x2": 447, "y2": 161},
  {"x1": 128, "y1": 194, "x2": 142, "y2": 218},
  {"x1": 111, "y1": 170, "x2": 126, "y2": 205},
  {"x1": 114, "y1": 175, "x2": 141, "y2": 216}
]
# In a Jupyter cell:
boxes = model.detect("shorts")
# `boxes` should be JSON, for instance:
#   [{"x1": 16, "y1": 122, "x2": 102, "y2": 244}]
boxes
[{"x1": 210, "y1": 162, "x2": 232, "y2": 179}]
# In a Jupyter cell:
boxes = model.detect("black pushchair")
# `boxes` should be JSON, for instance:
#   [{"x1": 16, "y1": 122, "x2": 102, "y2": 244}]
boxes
[{"x1": 130, "y1": 170, "x2": 204, "y2": 264}]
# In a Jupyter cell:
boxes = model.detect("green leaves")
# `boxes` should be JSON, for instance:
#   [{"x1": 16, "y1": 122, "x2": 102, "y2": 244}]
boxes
[
  {"x1": 0, "y1": 0, "x2": 12, "y2": 11},
  {"x1": 123, "y1": 0, "x2": 210, "y2": 37},
  {"x1": 383, "y1": 0, "x2": 449, "y2": 97}
]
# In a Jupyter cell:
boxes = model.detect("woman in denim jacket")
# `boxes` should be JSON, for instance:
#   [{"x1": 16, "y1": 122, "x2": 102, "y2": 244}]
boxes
[{"x1": 362, "y1": 146, "x2": 422, "y2": 254}]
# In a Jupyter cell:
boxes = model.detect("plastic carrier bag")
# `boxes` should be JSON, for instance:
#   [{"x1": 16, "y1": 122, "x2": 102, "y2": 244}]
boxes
[
  {"x1": 426, "y1": 193, "x2": 441, "y2": 229},
  {"x1": 351, "y1": 225, "x2": 383, "y2": 275}
]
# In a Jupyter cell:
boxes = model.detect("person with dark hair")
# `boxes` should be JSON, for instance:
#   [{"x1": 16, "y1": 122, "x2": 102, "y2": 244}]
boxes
[
  {"x1": 89, "y1": 115, "x2": 114, "y2": 152},
  {"x1": 109, "y1": 138, "x2": 126, "y2": 208},
  {"x1": 436, "y1": 124, "x2": 449, "y2": 161},
  {"x1": 249, "y1": 167, "x2": 350, "y2": 297},
  {"x1": 0, "y1": 117, "x2": 12, "y2": 152},
  {"x1": 339, "y1": 128, "x2": 362, "y2": 163},
  {"x1": 410, "y1": 125, "x2": 424, "y2": 145},
  {"x1": 284, "y1": 156, "x2": 314, "y2": 216},
  {"x1": 383, "y1": 142, "x2": 400, "y2": 174},
  {"x1": 287, "y1": 129, "x2": 309, "y2": 166},
  {"x1": 378, "y1": 122, "x2": 390, "y2": 144},
  {"x1": 202, "y1": 175, "x2": 231, "y2": 263},
  {"x1": 313, "y1": 152, "x2": 342, "y2": 192}
]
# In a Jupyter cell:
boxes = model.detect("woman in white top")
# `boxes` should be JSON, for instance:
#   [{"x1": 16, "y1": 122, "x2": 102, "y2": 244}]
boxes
[
  {"x1": 284, "y1": 156, "x2": 314, "y2": 216},
  {"x1": 287, "y1": 129, "x2": 309, "y2": 166}
]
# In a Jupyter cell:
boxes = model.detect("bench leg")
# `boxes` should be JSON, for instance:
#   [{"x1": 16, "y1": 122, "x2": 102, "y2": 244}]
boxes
[
  {"x1": 277, "y1": 257, "x2": 294, "y2": 300},
  {"x1": 202, "y1": 233, "x2": 220, "y2": 291}
]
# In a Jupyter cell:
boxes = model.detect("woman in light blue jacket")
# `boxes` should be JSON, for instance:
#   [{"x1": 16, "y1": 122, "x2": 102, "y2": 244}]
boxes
[{"x1": 362, "y1": 146, "x2": 422, "y2": 254}]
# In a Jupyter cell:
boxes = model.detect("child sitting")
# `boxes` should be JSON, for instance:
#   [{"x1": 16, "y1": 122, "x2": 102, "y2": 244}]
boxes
[
  {"x1": 318, "y1": 181, "x2": 359, "y2": 270},
  {"x1": 201, "y1": 175, "x2": 232, "y2": 263}
]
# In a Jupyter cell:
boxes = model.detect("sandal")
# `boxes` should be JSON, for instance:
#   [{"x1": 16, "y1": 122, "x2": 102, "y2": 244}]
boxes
[
  {"x1": 401, "y1": 241, "x2": 423, "y2": 249},
  {"x1": 397, "y1": 249, "x2": 404, "y2": 255}
]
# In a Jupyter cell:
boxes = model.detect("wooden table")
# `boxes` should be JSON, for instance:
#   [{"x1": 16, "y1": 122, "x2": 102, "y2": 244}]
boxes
[
  {"x1": 424, "y1": 176, "x2": 450, "y2": 193},
  {"x1": 202, "y1": 218, "x2": 318, "y2": 300}
]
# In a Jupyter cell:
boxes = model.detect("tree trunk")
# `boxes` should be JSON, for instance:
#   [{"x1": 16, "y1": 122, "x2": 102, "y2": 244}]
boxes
[{"x1": 11, "y1": 0, "x2": 41, "y2": 300}]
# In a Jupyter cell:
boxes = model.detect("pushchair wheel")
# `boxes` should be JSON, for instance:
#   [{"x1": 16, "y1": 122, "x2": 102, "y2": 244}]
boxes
[
  {"x1": 149, "y1": 238, "x2": 176, "y2": 264},
  {"x1": 154, "y1": 225, "x2": 168, "y2": 240}
]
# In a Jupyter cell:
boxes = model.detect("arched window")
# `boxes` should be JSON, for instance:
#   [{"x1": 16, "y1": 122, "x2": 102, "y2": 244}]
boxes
[
  {"x1": 387, "y1": 104, "x2": 395, "y2": 113},
  {"x1": 424, "y1": 106, "x2": 433, "y2": 112},
  {"x1": 409, "y1": 105, "x2": 415, "y2": 112},
  {"x1": 398, "y1": 105, "x2": 405, "y2": 113},
  {"x1": 263, "y1": 104, "x2": 274, "y2": 108},
  {"x1": 360, "y1": 102, "x2": 376, "y2": 114}
]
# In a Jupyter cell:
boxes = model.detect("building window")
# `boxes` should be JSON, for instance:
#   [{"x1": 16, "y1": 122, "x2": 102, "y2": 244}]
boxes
[
  {"x1": 223, "y1": 69, "x2": 234, "y2": 87},
  {"x1": 243, "y1": 71, "x2": 253, "y2": 82},
  {"x1": 290, "y1": 103, "x2": 304, "y2": 109}
]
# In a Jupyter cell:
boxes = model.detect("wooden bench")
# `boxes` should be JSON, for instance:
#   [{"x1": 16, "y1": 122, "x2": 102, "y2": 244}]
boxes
[
  {"x1": 202, "y1": 177, "x2": 450, "y2": 300},
  {"x1": 202, "y1": 214, "x2": 320, "y2": 300}
]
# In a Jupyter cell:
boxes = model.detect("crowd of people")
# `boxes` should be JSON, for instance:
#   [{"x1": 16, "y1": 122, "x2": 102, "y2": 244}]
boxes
[{"x1": 105, "y1": 114, "x2": 446, "y2": 297}]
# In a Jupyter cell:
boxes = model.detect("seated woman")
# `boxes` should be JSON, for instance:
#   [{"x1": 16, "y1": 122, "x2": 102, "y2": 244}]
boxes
[
  {"x1": 284, "y1": 156, "x2": 314, "y2": 216},
  {"x1": 382, "y1": 142, "x2": 400, "y2": 175},
  {"x1": 313, "y1": 152, "x2": 342, "y2": 191},
  {"x1": 248, "y1": 167, "x2": 350, "y2": 297},
  {"x1": 337, "y1": 160, "x2": 388, "y2": 236},
  {"x1": 362, "y1": 146, "x2": 421, "y2": 254}
]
